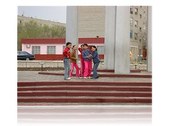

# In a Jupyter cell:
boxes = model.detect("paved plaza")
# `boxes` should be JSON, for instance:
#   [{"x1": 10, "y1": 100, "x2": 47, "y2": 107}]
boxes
[{"x1": 18, "y1": 70, "x2": 152, "y2": 83}]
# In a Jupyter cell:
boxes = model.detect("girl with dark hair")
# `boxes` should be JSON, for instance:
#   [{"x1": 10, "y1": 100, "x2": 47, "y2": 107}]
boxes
[
  {"x1": 91, "y1": 46, "x2": 100, "y2": 79},
  {"x1": 82, "y1": 44, "x2": 92, "y2": 79},
  {"x1": 63, "y1": 42, "x2": 72, "y2": 80}
]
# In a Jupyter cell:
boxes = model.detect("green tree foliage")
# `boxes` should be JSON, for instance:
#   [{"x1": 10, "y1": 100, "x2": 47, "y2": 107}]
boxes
[{"x1": 17, "y1": 20, "x2": 66, "y2": 50}]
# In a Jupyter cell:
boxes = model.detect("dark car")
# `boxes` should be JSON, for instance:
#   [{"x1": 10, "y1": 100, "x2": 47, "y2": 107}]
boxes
[{"x1": 17, "y1": 51, "x2": 35, "y2": 60}]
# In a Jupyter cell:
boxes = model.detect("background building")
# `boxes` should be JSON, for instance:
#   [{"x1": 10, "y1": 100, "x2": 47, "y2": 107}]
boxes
[
  {"x1": 21, "y1": 38, "x2": 104, "y2": 60},
  {"x1": 19, "y1": 6, "x2": 148, "y2": 64},
  {"x1": 17, "y1": 15, "x2": 66, "y2": 51},
  {"x1": 78, "y1": 6, "x2": 105, "y2": 38},
  {"x1": 130, "y1": 6, "x2": 148, "y2": 63},
  {"x1": 18, "y1": 15, "x2": 66, "y2": 27},
  {"x1": 77, "y1": 6, "x2": 148, "y2": 63}
]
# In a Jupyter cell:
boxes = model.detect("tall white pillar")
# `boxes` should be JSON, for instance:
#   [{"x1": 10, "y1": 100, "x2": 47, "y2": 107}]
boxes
[
  {"x1": 147, "y1": 6, "x2": 152, "y2": 72},
  {"x1": 104, "y1": 6, "x2": 116, "y2": 70},
  {"x1": 115, "y1": 6, "x2": 130, "y2": 74},
  {"x1": 66, "y1": 6, "x2": 78, "y2": 46}
]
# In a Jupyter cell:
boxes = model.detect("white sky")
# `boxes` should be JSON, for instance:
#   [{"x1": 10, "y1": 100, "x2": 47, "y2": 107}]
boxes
[{"x1": 18, "y1": 6, "x2": 66, "y2": 23}]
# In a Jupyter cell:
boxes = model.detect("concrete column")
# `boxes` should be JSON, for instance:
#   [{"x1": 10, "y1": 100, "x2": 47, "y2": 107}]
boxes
[
  {"x1": 147, "y1": 6, "x2": 152, "y2": 72},
  {"x1": 104, "y1": 6, "x2": 116, "y2": 70},
  {"x1": 115, "y1": 6, "x2": 130, "y2": 74},
  {"x1": 66, "y1": 6, "x2": 78, "y2": 57}
]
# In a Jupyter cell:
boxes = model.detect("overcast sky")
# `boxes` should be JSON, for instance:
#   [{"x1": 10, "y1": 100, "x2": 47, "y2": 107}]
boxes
[{"x1": 18, "y1": 6, "x2": 66, "y2": 23}]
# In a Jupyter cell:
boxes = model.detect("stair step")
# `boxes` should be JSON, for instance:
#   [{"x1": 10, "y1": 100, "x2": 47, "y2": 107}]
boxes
[
  {"x1": 18, "y1": 91, "x2": 151, "y2": 97},
  {"x1": 38, "y1": 72, "x2": 152, "y2": 78},
  {"x1": 18, "y1": 97, "x2": 152, "y2": 103},
  {"x1": 18, "y1": 106, "x2": 151, "y2": 113},
  {"x1": 97, "y1": 69, "x2": 141, "y2": 73},
  {"x1": 18, "y1": 86, "x2": 151, "y2": 91},
  {"x1": 18, "y1": 82, "x2": 152, "y2": 87},
  {"x1": 18, "y1": 81, "x2": 152, "y2": 104}
]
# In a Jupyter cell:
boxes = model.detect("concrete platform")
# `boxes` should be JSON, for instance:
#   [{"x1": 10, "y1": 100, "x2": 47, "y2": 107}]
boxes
[{"x1": 18, "y1": 71, "x2": 152, "y2": 82}]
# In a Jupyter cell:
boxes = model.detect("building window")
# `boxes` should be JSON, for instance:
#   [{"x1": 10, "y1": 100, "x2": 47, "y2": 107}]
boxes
[
  {"x1": 134, "y1": 20, "x2": 138, "y2": 27},
  {"x1": 47, "y1": 46, "x2": 56, "y2": 54},
  {"x1": 139, "y1": 27, "x2": 142, "y2": 31},
  {"x1": 130, "y1": 46, "x2": 138, "y2": 63},
  {"x1": 140, "y1": 14, "x2": 142, "y2": 18},
  {"x1": 96, "y1": 46, "x2": 104, "y2": 54},
  {"x1": 143, "y1": 36, "x2": 146, "y2": 41},
  {"x1": 130, "y1": 30, "x2": 133, "y2": 38},
  {"x1": 135, "y1": 8, "x2": 138, "y2": 15},
  {"x1": 130, "y1": 18, "x2": 133, "y2": 26},
  {"x1": 134, "y1": 33, "x2": 138, "y2": 40},
  {"x1": 139, "y1": 39, "x2": 142, "y2": 43},
  {"x1": 32, "y1": 46, "x2": 40, "y2": 54},
  {"x1": 139, "y1": 49, "x2": 142, "y2": 55},
  {"x1": 130, "y1": 8, "x2": 133, "y2": 14}
]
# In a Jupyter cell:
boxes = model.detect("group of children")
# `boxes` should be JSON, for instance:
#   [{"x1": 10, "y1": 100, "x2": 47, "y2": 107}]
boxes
[{"x1": 63, "y1": 42, "x2": 100, "y2": 80}]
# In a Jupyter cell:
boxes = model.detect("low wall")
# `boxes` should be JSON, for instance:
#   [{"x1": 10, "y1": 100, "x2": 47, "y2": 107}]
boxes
[
  {"x1": 17, "y1": 60, "x2": 147, "y2": 70},
  {"x1": 34, "y1": 54, "x2": 104, "y2": 60}
]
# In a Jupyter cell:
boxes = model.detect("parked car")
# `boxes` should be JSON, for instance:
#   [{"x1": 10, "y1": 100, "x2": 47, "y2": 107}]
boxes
[{"x1": 17, "y1": 51, "x2": 35, "y2": 60}]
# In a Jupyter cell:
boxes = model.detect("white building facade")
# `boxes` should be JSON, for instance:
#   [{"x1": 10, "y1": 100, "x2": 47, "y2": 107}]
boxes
[{"x1": 66, "y1": 6, "x2": 152, "y2": 73}]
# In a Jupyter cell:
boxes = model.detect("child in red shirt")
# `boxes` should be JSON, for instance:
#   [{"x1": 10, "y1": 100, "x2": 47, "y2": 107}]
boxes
[{"x1": 63, "y1": 42, "x2": 72, "y2": 80}]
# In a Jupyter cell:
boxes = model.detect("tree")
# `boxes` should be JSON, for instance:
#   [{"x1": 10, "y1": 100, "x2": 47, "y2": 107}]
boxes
[{"x1": 17, "y1": 20, "x2": 66, "y2": 51}]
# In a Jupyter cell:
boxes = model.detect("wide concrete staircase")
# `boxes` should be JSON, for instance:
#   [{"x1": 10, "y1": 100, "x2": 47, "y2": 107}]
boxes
[{"x1": 18, "y1": 81, "x2": 152, "y2": 105}]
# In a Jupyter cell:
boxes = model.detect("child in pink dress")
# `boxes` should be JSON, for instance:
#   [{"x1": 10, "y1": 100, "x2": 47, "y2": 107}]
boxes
[
  {"x1": 78, "y1": 44, "x2": 84, "y2": 78},
  {"x1": 82, "y1": 44, "x2": 92, "y2": 79}
]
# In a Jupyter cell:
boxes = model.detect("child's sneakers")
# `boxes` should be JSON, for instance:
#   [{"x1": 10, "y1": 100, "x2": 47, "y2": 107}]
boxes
[
  {"x1": 64, "y1": 77, "x2": 71, "y2": 80},
  {"x1": 92, "y1": 76, "x2": 99, "y2": 79},
  {"x1": 84, "y1": 77, "x2": 92, "y2": 79}
]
